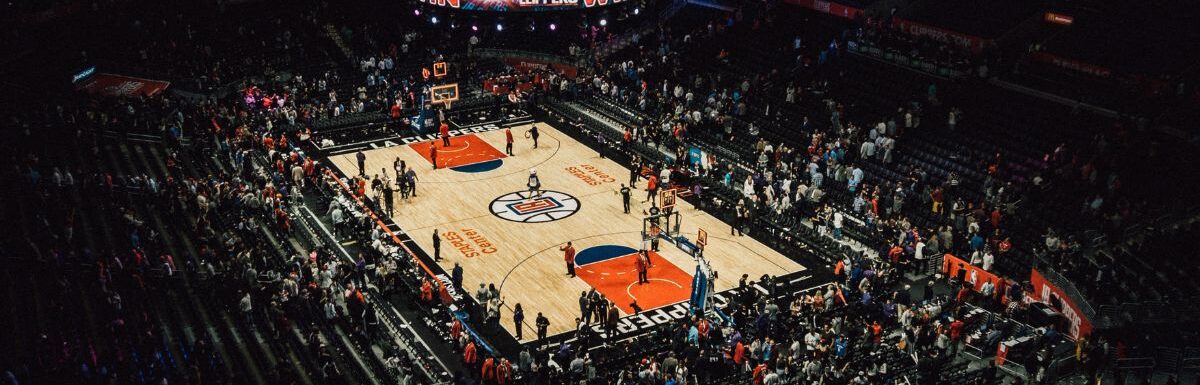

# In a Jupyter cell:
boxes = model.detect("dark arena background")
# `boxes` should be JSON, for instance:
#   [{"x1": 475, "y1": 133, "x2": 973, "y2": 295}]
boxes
[{"x1": 2, "y1": 0, "x2": 1199, "y2": 384}]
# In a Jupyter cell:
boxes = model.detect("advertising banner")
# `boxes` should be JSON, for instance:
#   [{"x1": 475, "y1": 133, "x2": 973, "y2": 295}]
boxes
[
  {"x1": 1044, "y1": 11, "x2": 1074, "y2": 25},
  {"x1": 1031, "y1": 51, "x2": 1113, "y2": 78},
  {"x1": 688, "y1": 147, "x2": 703, "y2": 167},
  {"x1": 421, "y1": 0, "x2": 627, "y2": 12},
  {"x1": 940, "y1": 253, "x2": 1003, "y2": 293},
  {"x1": 784, "y1": 0, "x2": 863, "y2": 19},
  {"x1": 891, "y1": 19, "x2": 990, "y2": 52},
  {"x1": 76, "y1": 73, "x2": 171, "y2": 97},
  {"x1": 502, "y1": 58, "x2": 579, "y2": 78},
  {"x1": 1029, "y1": 268, "x2": 1093, "y2": 339}
]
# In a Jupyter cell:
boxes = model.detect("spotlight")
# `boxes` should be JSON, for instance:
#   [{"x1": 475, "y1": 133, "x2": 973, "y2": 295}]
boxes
[
  {"x1": 634, "y1": 7, "x2": 640, "y2": 15},
  {"x1": 549, "y1": 23, "x2": 557, "y2": 31},
  {"x1": 431, "y1": 16, "x2": 438, "y2": 24},
  {"x1": 472, "y1": 25, "x2": 478, "y2": 31},
  {"x1": 496, "y1": 23, "x2": 503, "y2": 31},
  {"x1": 414, "y1": 9, "x2": 420, "y2": 16},
  {"x1": 599, "y1": 18, "x2": 607, "y2": 26}
]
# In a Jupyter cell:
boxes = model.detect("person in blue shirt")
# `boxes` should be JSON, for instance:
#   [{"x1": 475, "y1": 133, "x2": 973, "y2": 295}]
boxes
[
  {"x1": 970, "y1": 232, "x2": 985, "y2": 251},
  {"x1": 848, "y1": 165, "x2": 863, "y2": 192}
]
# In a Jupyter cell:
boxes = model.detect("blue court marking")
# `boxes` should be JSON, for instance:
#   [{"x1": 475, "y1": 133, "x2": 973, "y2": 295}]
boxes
[
  {"x1": 575, "y1": 245, "x2": 638, "y2": 266},
  {"x1": 450, "y1": 159, "x2": 503, "y2": 173}
]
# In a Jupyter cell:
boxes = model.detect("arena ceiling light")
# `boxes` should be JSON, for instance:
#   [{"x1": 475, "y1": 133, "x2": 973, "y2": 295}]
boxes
[
  {"x1": 414, "y1": 9, "x2": 420, "y2": 16},
  {"x1": 496, "y1": 23, "x2": 503, "y2": 31},
  {"x1": 599, "y1": 18, "x2": 607, "y2": 26},
  {"x1": 431, "y1": 16, "x2": 438, "y2": 24},
  {"x1": 549, "y1": 23, "x2": 557, "y2": 31}
]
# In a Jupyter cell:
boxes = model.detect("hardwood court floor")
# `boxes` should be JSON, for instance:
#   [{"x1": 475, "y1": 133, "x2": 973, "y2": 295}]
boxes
[{"x1": 328, "y1": 123, "x2": 805, "y2": 338}]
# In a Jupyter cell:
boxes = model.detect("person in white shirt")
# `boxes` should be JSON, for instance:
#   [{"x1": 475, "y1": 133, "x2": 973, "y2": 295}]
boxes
[
  {"x1": 832, "y1": 212, "x2": 844, "y2": 240},
  {"x1": 860, "y1": 140, "x2": 875, "y2": 159}
]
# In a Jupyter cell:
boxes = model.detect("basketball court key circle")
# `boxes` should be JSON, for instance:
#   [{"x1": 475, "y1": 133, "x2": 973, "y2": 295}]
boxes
[{"x1": 490, "y1": 190, "x2": 581, "y2": 223}]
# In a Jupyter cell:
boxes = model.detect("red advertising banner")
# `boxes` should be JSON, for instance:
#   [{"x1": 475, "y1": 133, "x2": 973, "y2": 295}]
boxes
[
  {"x1": 1031, "y1": 51, "x2": 1113, "y2": 78},
  {"x1": 1029, "y1": 268, "x2": 1093, "y2": 339},
  {"x1": 76, "y1": 73, "x2": 171, "y2": 97},
  {"x1": 1044, "y1": 11, "x2": 1074, "y2": 26},
  {"x1": 891, "y1": 19, "x2": 990, "y2": 52},
  {"x1": 502, "y1": 58, "x2": 578, "y2": 78},
  {"x1": 483, "y1": 79, "x2": 537, "y2": 95},
  {"x1": 941, "y1": 253, "x2": 1004, "y2": 292},
  {"x1": 784, "y1": 0, "x2": 864, "y2": 20}
]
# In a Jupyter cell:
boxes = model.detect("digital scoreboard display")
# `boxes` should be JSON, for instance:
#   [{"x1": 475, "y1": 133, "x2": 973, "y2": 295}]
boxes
[{"x1": 421, "y1": 0, "x2": 628, "y2": 12}]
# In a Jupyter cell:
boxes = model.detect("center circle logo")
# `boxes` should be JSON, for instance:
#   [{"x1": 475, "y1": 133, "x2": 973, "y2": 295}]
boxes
[{"x1": 490, "y1": 190, "x2": 580, "y2": 223}]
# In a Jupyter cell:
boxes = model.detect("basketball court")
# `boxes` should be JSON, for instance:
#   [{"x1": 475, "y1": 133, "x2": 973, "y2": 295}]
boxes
[{"x1": 326, "y1": 122, "x2": 807, "y2": 339}]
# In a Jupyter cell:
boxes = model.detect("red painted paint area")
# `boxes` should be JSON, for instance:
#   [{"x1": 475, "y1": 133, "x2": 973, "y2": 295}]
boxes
[
  {"x1": 410, "y1": 134, "x2": 506, "y2": 169},
  {"x1": 575, "y1": 250, "x2": 693, "y2": 314}
]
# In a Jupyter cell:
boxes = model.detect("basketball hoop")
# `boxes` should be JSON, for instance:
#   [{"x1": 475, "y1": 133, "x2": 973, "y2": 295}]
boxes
[{"x1": 430, "y1": 83, "x2": 459, "y2": 111}]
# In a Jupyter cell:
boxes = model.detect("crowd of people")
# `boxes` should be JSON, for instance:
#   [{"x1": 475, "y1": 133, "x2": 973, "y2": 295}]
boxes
[
  {"x1": 2, "y1": 35, "x2": 441, "y2": 384},
  {"x1": 3, "y1": 0, "x2": 1196, "y2": 384},
  {"x1": 506, "y1": 3, "x2": 1182, "y2": 384}
]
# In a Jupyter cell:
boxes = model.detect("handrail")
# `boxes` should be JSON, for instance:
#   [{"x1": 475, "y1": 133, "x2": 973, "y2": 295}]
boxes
[{"x1": 1035, "y1": 265, "x2": 1097, "y2": 320}]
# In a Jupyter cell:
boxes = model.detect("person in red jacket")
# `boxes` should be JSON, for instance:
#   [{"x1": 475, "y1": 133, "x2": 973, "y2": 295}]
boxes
[
  {"x1": 420, "y1": 279, "x2": 433, "y2": 303},
  {"x1": 462, "y1": 340, "x2": 479, "y2": 369},
  {"x1": 752, "y1": 362, "x2": 767, "y2": 384},
  {"x1": 430, "y1": 143, "x2": 439, "y2": 169},
  {"x1": 495, "y1": 358, "x2": 512, "y2": 384},
  {"x1": 450, "y1": 318, "x2": 463, "y2": 342},
  {"x1": 949, "y1": 317, "x2": 965, "y2": 355},
  {"x1": 635, "y1": 250, "x2": 649, "y2": 284},
  {"x1": 504, "y1": 128, "x2": 514, "y2": 156},
  {"x1": 561, "y1": 242, "x2": 576, "y2": 277},
  {"x1": 481, "y1": 356, "x2": 496, "y2": 383},
  {"x1": 645, "y1": 174, "x2": 658, "y2": 203},
  {"x1": 439, "y1": 121, "x2": 451, "y2": 147},
  {"x1": 732, "y1": 341, "x2": 746, "y2": 366}
]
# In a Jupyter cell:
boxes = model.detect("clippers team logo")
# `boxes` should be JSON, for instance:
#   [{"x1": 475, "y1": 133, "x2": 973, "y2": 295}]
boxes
[{"x1": 490, "y1": 190, "x2": 580, "y2": 223}]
